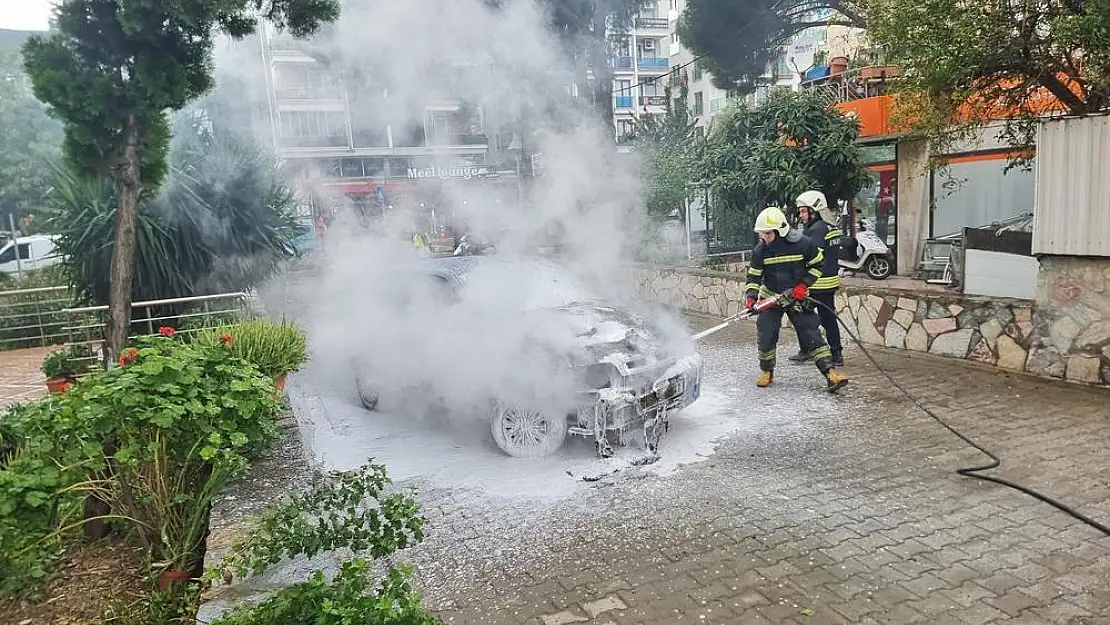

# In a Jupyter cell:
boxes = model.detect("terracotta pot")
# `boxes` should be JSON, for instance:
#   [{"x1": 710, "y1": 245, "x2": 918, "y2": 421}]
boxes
[
  {"x1": 829, "y1": 56, "x2": 849, "y2": 75},
  {"x1": 45, "y1": 377, "x2": 73, "y2": 395},
  {"x1": 859, "y1": 65, "x2": 901, "y2": 80},
  {"x1": 157, "y1": 568, "x2": 192, "y2": 591}
]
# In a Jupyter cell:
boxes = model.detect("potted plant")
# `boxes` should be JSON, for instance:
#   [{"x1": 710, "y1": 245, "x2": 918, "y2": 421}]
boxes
[
  {"x1": 193, "y1": 319, "x2": 309, "y2": 394},
  {"x1": 40, "y1": 344, "x2": 95, "y2": 394}
]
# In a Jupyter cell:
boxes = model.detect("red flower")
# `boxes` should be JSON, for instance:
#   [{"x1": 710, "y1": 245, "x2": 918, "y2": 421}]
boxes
[
  {"x1": 118, "y1": 348, "x2": 139, "y2": 367},
  {"x1": 158, "y1": 326, "x2": 176, "y2": 337},
  {"x1": 219, "y1": 334, "x2": 233, "y2": 345}
]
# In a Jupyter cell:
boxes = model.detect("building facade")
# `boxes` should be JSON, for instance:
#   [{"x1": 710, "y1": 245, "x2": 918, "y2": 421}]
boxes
[{"x1": 253, "y1": 22, "x2": 525, "y2": 227}]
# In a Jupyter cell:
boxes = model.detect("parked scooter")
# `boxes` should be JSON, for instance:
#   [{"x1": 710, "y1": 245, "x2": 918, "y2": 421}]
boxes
[
  {"x1": 452, "y1": 234, "x2": 495, "y2": 256},
  {"x1": 838, "y1": 211, "x2": 892, "y2": 280}
]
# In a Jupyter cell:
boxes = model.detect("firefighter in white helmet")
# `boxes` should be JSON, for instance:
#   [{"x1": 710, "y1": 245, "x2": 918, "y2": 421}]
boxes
[
  {"x1": 745, "y1": 206, "x2": 849, "y2": 393},
  {"x1": 789, "y1": 190, "x2": 844, "y2": 367}
]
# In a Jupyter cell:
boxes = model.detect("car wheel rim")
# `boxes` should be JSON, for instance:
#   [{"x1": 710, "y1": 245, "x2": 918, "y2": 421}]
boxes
[{"x1": 501, "y1": 407, "x2": 551, "y2": 450}]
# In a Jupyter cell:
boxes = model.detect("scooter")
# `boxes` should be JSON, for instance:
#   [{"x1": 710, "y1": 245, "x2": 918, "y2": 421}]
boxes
[{"x1": 838, "y1": 215, "x2": 892, "y2": 280}]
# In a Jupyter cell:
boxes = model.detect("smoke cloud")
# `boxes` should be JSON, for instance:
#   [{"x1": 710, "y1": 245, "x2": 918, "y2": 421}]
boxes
[{"x1": 213, "y1": 0, "x2": 696, "y2": 439}]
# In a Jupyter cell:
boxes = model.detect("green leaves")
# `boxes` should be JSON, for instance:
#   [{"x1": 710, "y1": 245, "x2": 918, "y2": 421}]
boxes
[
  {"x1": 866, "y1": 0, "x2": 1110, "y2": 156},
  {"x1": 700, "y1": 88, "x2": 870, "y2": 247},
  {"x1": 677, "y1": 0, "x2": 865, "y2": 91}
]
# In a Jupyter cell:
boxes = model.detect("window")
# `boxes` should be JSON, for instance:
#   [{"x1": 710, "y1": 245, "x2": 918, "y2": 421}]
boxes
[
  {"x1": 692, "y1": 61, "x2": 702, "y2": 81},
  {"x1": 0, "y1": 243, "x2": 29, "y2": 264},
  {"x1": 693, "y1": 91, "x2": 704, "y2": 115},
  {"x1": 340, "y1": 158, "x2": 364, "y2": 178},
  {"x1": 278, "y1": 111, "x2": 347, "y2": 137}
]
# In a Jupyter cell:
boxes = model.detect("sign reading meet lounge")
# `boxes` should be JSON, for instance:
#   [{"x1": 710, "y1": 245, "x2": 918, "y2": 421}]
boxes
[{"x1": 407, "y1": 165, "x2": 491, "y2": 180}]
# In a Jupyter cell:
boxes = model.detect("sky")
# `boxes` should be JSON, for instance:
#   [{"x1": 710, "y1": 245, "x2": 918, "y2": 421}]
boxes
[{"x1": 0, "y1": 0, "x2": 54, "y2": 31}]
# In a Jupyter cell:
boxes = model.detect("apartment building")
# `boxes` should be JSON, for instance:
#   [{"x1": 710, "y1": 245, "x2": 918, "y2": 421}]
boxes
[
  {"x1": 253, "y1": 22, "x2": 524, "y2": 221},
  {"x1": 610, "y1": 0, "x2": 673, "y2": 144}
]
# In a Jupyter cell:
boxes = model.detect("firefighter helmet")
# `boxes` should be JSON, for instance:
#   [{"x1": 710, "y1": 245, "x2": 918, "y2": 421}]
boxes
[
  {"x1": 754, "y1": 206, "x2": 790, "y2": 236},
  {"x1": 796, "y1": 190, "x2": 836, "y2": 224}
]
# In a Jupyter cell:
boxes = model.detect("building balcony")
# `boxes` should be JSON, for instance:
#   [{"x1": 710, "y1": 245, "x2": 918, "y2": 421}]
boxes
[
  {"x1": 637, "y1": 57, "x2": 669, "y2": 71},
  {"x1": 276, "y1": 135, "x2": 350, "y2": 150},
  {"x1": 639, "y1": 95, "x2": 667, "y2": 107},
  {"x1": 274, "y1": 87, "x2": 345, "y2": 102},
  {"x1": 634, "y1": 17, "x2": 670, "y2": 32},
  {"x1": 615, "y1": 96, "x2": 634, "y2": 108},
  {"x1": 612, "y1": 56, "x2": 634, "y2": 70},
  {"x1": 800, "y1": 65, "x2": 902, "y2": 103}
]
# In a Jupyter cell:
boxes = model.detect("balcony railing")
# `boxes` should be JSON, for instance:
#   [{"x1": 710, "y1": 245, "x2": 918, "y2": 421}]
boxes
[
  {"x1": 277, "y1": 135, "x2": 350, "y2": 149},
  {"x1": 635, "y1": 17, "x2": 670, "y2": 29},
  {"x1": 639, "y1": 95, "x2": 667, "y2": 106},
  {"x1": 614, "y1": 96, "x2": 634, "y2": 108},
  {"x1": 275, "y1": 87, "x2": 344, "y2": 100},
  {"x1": 612, "y1": 56, "x2": 634, "y2": 69},
  {"x1": 799, "y1": 66, "x2": 901, "y2": 103},
  {"x1": 637, "y1": 57, "x2": 669, "y2": 69}
]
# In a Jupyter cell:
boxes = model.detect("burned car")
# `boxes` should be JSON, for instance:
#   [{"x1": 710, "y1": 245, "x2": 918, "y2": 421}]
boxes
[{"x1": 353, "y1": 256, "x2": 702, "y2": 459}]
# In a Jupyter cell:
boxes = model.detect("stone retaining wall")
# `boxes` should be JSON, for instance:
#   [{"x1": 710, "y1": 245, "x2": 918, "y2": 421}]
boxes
[{"x1": 634, "y1": 263, "x2": 1110, "y2": 388}]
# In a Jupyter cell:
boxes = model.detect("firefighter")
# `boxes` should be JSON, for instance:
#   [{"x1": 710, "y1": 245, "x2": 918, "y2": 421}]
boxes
[
  {"x1": 789, "y1": 190, "x2": 844, "y2": 367},
  {"x1": 745, "y1": 206, "x2": 849, "y2": 393}
]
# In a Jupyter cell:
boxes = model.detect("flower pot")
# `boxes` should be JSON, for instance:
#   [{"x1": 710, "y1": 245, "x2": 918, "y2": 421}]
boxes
[
  {"x1": 859, "y1": 65, "x2": 901, "y2": 80},
  {"x1": 829, "y1": 56, "x2": 849, "y2": 75},
  {"x1": 45, "y1": 377, "x2": 73, "y2": 395},
  {"x1": 157, "y1": 568, "x2": 192, "y2": 591}
]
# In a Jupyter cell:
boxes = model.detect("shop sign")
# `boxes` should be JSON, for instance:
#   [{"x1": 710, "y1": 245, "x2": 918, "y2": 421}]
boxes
[{"x1": 406, "y1": 165, "x2": 490, "y2": 180}]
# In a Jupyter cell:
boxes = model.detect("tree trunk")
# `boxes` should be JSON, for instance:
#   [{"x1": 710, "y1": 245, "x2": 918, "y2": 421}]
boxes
[{"x1": 105, "y1": 113, "x2": 144, "y2": 360}]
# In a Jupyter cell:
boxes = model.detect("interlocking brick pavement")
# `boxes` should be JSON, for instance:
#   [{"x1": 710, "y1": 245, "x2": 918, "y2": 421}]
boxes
[
  {"x1": 403, "y1": 316, "x2": 1110, "y2": 625},
  {"x1": 0, "y1": 346, "x2": 51, "y2": 407}
]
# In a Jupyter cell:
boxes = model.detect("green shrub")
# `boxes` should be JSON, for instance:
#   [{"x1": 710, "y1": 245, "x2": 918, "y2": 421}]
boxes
[
  {"x1": 210, "y1": 560, "x2": 441, "y2": 625},
  {"x1": 40, "y1": 343, "x2": 97, "y2": 380},
  {"x1": 0, "y1": 400, "x2": 86, "y2": 598},
  {"x1": 193, "y1": 318, "x2": 308, "y2": 379},
  {"x1": 210, "y1": 462, "x2": 438, "y2": 625}
]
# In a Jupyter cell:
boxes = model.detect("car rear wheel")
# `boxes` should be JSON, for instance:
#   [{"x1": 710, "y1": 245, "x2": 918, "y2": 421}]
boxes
[{"x1": 490, "y1": 403, "x2": 567, "y2": 458}]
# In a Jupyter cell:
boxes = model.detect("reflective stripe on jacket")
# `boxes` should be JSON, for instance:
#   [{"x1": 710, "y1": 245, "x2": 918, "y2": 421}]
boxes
[
  {"x1": 744, "y1": 230, "x2": 823, "y2": 299},
  {"x1": 803, "y1": 218, "x2": 841, "y2": 291}
]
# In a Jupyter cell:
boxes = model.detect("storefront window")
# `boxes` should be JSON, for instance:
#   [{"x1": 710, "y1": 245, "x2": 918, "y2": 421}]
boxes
[
  {"x1": 930, "y1": 157, "x2": 1034, "y2": 238},
  {"x1": 853, "y1": 166, "x2": 897, "y2": 247}
]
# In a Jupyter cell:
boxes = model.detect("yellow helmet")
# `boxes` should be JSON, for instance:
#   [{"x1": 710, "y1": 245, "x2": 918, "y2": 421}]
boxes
[{"x1": 754, "y1": 206, "x2": 790, "y2": 236}]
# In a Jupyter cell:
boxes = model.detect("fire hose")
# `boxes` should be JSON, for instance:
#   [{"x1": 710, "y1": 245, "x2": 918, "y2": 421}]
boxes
[{"x1": 692, "y1": 291, "x2": 1110, "y2": 537}]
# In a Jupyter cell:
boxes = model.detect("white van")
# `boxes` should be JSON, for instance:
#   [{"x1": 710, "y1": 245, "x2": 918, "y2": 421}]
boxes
[{"x1": 0, "y1": 235, "x2": 62, "y2": 276}]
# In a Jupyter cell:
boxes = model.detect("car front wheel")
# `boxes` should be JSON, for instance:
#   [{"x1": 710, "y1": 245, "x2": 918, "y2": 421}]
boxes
[{"x1": 489, "y1": 403, "x2": 568, "y2": 458}]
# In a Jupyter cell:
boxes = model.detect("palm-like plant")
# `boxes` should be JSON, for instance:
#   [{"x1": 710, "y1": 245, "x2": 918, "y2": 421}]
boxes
[{"x1": 43, "y1": 116, "x2": 304, "y2": 308}]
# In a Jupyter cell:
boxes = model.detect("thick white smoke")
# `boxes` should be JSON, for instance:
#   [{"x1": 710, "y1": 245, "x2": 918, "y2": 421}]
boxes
[{"x1": 216, "y1": 0, "x2": 695, "y2": 432}]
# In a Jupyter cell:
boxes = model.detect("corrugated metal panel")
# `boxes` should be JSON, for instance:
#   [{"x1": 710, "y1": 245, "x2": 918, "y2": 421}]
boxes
[
  {"x1": 1032, "y1": 115, "x2": 1110, "y2": 256},
  {"x1": 963, "y1": 249, "x2": 1038, "y2": 300}
]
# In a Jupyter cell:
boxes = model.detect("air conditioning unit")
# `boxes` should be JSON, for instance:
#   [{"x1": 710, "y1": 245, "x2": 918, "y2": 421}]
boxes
[{"x1": 642, "y1": 40, "x2": 656, "y2": 52}]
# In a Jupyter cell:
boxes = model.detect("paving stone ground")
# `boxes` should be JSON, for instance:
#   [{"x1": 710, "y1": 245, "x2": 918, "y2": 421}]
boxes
[
  {"x1": 0, "y1": 346, "x2": 51, "y2": 407},
  {"x1": 401, "y1": 316, "x2": 1110, "y2": 625}
]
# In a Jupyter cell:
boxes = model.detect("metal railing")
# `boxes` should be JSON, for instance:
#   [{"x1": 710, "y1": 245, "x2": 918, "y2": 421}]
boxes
[
  {"x1": 799, "y1": 66, "x2": 897, "y2": 103},
  {"x1": 61, "y1": 292, "x2": 252, "y2": 372},
  {"x1": 614, "y1": 96, "x2": 634, "y2": 108},
  {"x1": 637, "y1": 57, "x2": 669, "y2": 69},
  {"x1": 0, "y1": 286, "x2": 73, "y2": 351},
  {"x1": 635, "y1": 17, "x2": 669, "y2": 29}
]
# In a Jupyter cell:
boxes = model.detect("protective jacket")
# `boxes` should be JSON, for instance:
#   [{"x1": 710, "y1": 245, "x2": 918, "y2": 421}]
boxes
[
  {"x1": 801, "y1": 217, "x2": 842, "y2": 291},
  {"x1": 745, "y1": 230, "x2": 824, "y2": 299}
]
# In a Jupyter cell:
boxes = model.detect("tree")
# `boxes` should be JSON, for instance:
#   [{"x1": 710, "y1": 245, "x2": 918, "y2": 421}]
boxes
[
  {"x1": 630, "y1": 83, "x2": 701, "y2": 221},
  {"x1": 700, "y1": 87, "x2": 870, "y2": 248},
  {"x1": 43, "y1": 109, "x2": 303, "y2": 309},
  {"x1": 0, "y1": 47, "x2": 63, "y2": 227},
  {"x1": 677, "y1": 0, "x2": 864, "y2": 91},
  {"x1": 865, "y1": 0, "x2": 1110, "y2": 158},
  {"x1": 21, "y1": 0, "x2": 339, "y2": 359}
]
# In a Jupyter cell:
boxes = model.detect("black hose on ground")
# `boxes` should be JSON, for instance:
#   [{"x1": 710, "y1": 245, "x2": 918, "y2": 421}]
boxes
[{"x1": 807, "y1": 296, "x2": 1110, "y2": 537}]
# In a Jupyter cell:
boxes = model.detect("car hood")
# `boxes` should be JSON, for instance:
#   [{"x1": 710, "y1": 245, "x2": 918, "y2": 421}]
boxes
[{"x1": 523, "y1": 301, "x2": 673, "y2": 371}]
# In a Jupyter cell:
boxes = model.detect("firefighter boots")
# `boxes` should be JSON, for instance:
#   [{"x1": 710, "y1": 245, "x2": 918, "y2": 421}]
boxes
[
  {"x1": 756, "y1": 370, "x2": 774, "y2": 387},
  {"x1": 825, "y1": 369, "x2": 849, "y2": 393}
]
